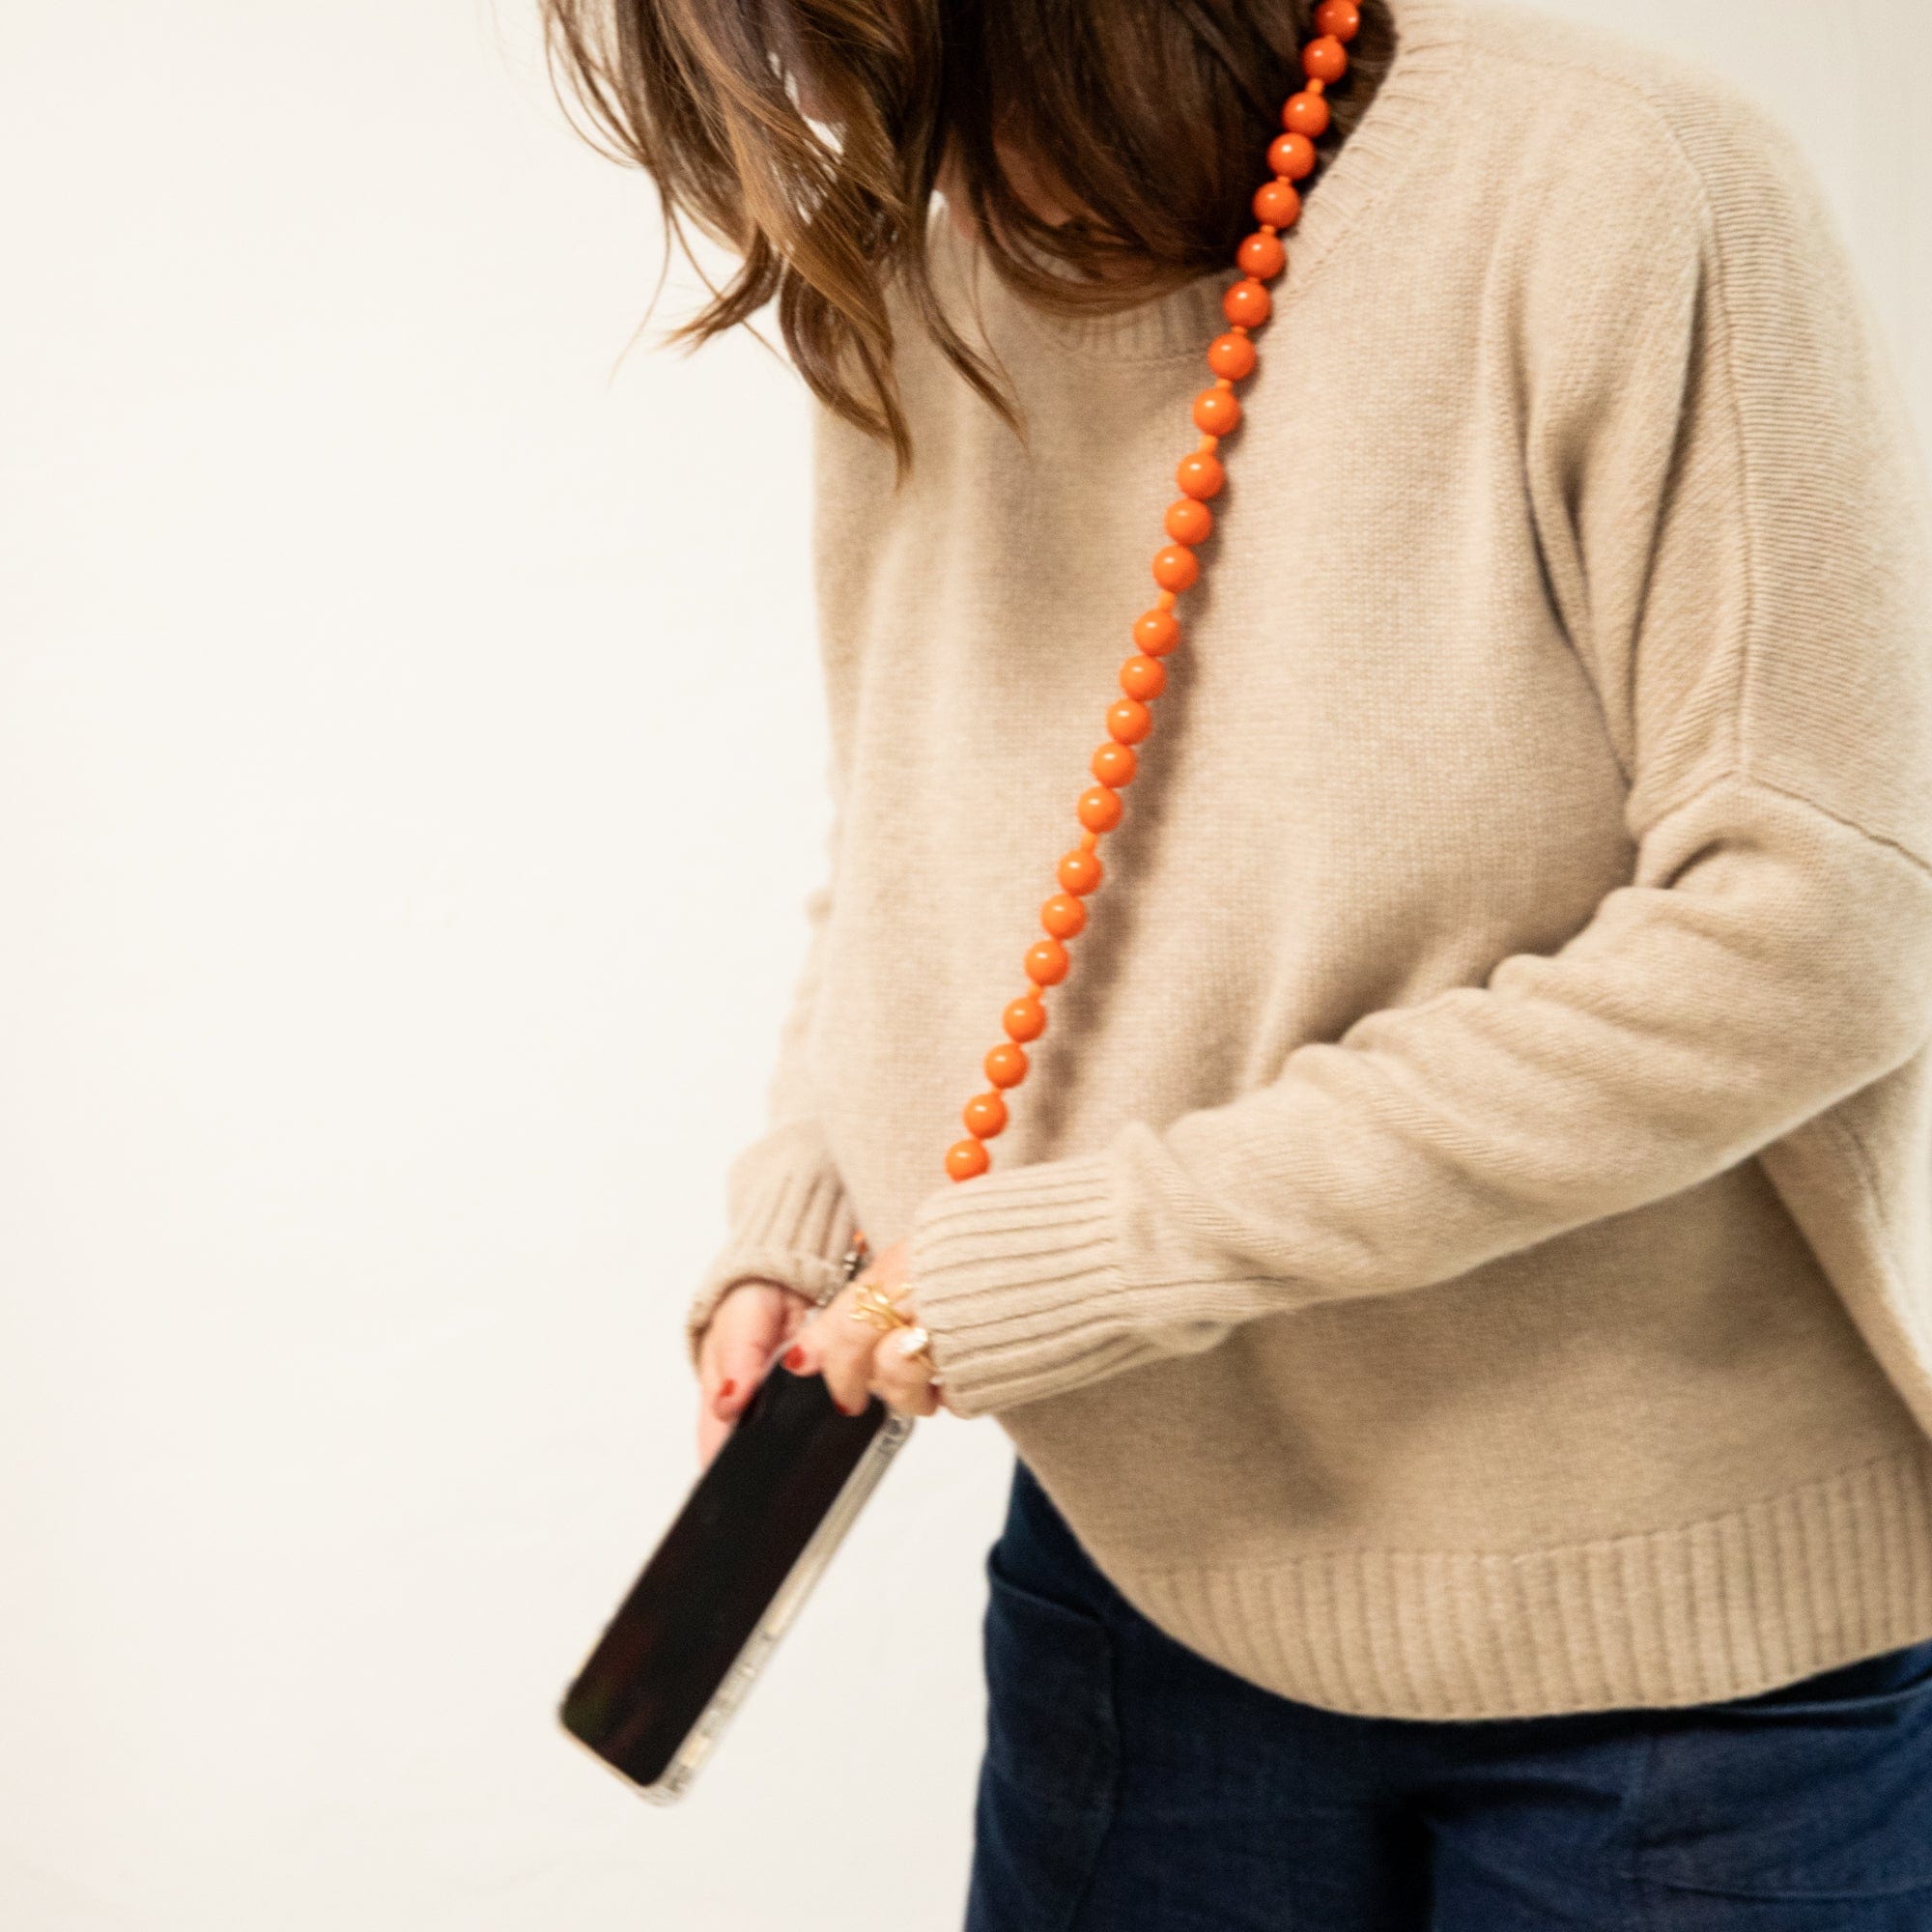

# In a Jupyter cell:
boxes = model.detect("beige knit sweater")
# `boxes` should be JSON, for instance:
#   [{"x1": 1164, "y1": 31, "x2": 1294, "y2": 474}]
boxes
[{"x1": 683, "y1": 0, "x2": 1932, "y2": 1719}]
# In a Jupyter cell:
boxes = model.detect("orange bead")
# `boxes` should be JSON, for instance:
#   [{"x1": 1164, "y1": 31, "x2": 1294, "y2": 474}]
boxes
[
  {"x1": 1193, "y1": 386, "x2": 1241, "y2": 435},
  {"x1": 1120, "y1": 653, "x2": 1167, "y2": 700},
  {"x1": 1208, "y1": 330, "x2": 1257, "y2": 382},
  {"x1": 1134, "y1": 606, "x2": 1181, "y2": 654},
  {"x1": 1042, "y1": 889, "x2": 1089, "y2": 936},
  {"x1": 1106, "y1": 697, "x2": 1151, "y2": 746},
  {"x1": 1004, "y1": 992, "x2": 1047, "y2": 1041},
  {"x1": 964, "y1": 1091, "x2": 1009, "y2": 1138},
  {"x1": 984, "y1": 1040, "x2": 1028, "y2": 1088},
  {"x1": 1301, "y1": 35, "x2": 1348, "y2": 82},
  {"x1": 1237, "y1": 231, "x2": 1287, "y2": 280},
  {"x1": 1268, "y1": 131, "x2": 1317, "y2": 180},
  {"x1": 1223, "y1": 278, "x2": 1271, "y2": 327},
  {"x1": 1253, "y1": 178, "x2": 1302, "y2": 229},
  {"x1": 1281, "y1": 89, "x2": 1331, "y2": 138},
  {"x1": 1164, "y1": 497, "x2": 1213, "y2": 546},
  {"x1": 1090, "y1": 741, "x2": 1136, "y2": 788},
  {"x1": 1077, "y1": 784, "x2": 1123, "y2": 833},
  {"x1": 946, "y1": 1137, "x2": 990, "y2": 1180},
  {"x1": 1315, "y1": 0, "x2": 1361, "y2": 41},
  {"x1": 1026, "y1": 937, "x2": 1070, "y2": 984},
  {"x1": 1058, "y1": 844, "x2": 1105, "y2": 894},
  {"x1": 1152, "y1": 543, "x2": 1200, "y2": 592},
  {"x1": 1177, "y1": 449, "x2": 1226, "y2": 499}
]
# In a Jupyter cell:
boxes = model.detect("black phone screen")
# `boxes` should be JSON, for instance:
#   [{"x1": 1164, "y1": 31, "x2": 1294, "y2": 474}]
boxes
[{"x1": 559, "y1": 1352, "x2": 891, "y2": 1791}]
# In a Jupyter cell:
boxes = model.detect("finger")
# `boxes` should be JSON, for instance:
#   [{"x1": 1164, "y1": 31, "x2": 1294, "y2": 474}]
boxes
[
  {"x1": 778, "y1": 1305, "x2": 843, "y2": 1409},
  {"x1": 696, "y1": 1403, "x2": 729, "y2": 1468},
  {"x1": 778, "y1": 1303, "x2": 820, "y2": 1378},
  {"x1": 899, "y1": 1373, "x2": 944, "y2": 1419},
  {"x1": 818, "y1": 1316, "x2": 878, "y2": 1415},
  {"x1": 759, "y1": 1295, "x2": 817, "y2": 1398},
  {"x1": 877, "y1": 1330, "x2": 946, "y2": 1418},
  {"x1": 696, "y1": 1319, "x2": 724, "y2": 1395},
  {"x1": 794, "y1": 1297, "x2": 877, "y2": 1416},
  {"x1": 870, "y1": 1325, "x2": 941, "y2": 1417},
  {"x1": 920, "y1": 1350, "x2": 952, "y2": 1417},
  {"x1": 712, "y1": 1320, "x2": 781, "y2": 1421},
  {"x1": 695, "y1": 1287, "x2": 753, "y2": 1391}
]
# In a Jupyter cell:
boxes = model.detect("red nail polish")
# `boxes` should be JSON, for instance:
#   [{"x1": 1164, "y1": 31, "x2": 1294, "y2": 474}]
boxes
[
  {"x1": 782, "y1": 1345, "x2": 807, "y2": 1372},
  {"x1": 719, "y1": 1378, "x2": 737, "y2": 1401}
]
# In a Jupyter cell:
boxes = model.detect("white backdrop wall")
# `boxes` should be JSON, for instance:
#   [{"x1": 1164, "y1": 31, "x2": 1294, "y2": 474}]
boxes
[{"x1": 0, "y1": 4, "x2": 1925, "y2": 1927}]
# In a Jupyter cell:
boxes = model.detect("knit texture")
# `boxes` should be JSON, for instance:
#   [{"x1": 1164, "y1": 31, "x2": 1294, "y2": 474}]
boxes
[{"x1": 686, "y1": 0, "x2": 1932, "y2": 1718}]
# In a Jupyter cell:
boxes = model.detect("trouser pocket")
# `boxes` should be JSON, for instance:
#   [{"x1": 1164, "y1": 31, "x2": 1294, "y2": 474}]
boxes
[
  {"x1": 1628, "y1": 1636, "x2": 1932, "y2": 1905},
  {"x1": 965, "y1": 1540, "x2": 1121, "y2": 1932}
]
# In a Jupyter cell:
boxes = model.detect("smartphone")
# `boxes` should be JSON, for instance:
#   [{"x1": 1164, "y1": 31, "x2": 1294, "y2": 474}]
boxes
[{"x1": 558, "y1": 1339, "x2": 916, "y2": 1804}]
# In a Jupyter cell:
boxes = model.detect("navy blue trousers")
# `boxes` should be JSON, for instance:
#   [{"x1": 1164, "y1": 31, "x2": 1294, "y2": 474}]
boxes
[{"x1": 966, "y1": 1457, "x2": 1932, "y2": 1930}]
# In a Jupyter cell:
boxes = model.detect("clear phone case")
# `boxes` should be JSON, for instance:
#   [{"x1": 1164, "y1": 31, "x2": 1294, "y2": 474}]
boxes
[
  {"x1": 560, "y1": 1237, "x2": 925, "y2": 1804},
  {"x1": 634, "y1": 1406, "x2": 915, "y2": 1804}
]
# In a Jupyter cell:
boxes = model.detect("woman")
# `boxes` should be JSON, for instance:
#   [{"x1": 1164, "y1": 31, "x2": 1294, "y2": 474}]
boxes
[{"x1": 548, "y1": 0, "x2": 1932, "y2": 1920}]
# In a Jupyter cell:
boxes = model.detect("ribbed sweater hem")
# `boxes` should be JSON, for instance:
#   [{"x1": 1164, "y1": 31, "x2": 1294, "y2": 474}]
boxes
[
  {"x1": 915, "y1": 1161, "x2": 1932, "y2": 1716},
  {"x1": 911, "y1": 1146, "x2": 1310, "y2": 1413},
  {"x1": 1084, "y1": 1443, "x2": 1932, "y2": 1719},
  {"x1": 909, "y1": 1151, "x2": 1151, "y2": 1414}
]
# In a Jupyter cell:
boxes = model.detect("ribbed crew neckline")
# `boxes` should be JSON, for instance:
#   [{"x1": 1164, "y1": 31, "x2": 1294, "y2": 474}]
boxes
[{"x1": 935, "y1": 0, "x2": 1471, "y2": 362}]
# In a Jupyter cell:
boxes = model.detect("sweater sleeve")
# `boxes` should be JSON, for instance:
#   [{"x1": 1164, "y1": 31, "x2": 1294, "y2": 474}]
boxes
[
  {"x1": 907, "y1": 97, "x2": 1932, "y2": 1419},
  {"x1": 681, "y1": 772, "x2": 861, "y2": 1371}
]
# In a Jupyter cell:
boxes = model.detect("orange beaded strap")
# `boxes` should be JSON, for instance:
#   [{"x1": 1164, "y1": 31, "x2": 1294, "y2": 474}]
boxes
[{"x1": 940, "y1": 0, "x2": 1362, "y2": 1187}]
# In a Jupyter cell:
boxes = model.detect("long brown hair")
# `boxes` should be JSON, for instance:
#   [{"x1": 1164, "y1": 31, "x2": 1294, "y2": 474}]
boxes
[{"x1": 540, "y1": 0, "x2": 1393, "y2": 479}]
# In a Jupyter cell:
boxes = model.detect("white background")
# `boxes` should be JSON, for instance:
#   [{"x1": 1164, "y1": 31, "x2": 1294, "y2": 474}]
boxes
[{"x1": 1, "y1": 3, "x2": 1926, "y2": 1927}]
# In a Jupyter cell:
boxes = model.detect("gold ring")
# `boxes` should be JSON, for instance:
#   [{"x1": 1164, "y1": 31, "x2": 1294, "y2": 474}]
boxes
[
  {"x1": 847, "y1": 1279, "x2": 943, "y2": 1387},
  {"x1": 847, "y1": 1280, "x2": 912, "y2": 1333}
]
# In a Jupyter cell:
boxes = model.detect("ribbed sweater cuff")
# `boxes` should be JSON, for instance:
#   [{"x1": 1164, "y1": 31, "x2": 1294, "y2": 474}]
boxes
[
  {"x1": 908, "y1": 1151, "x2": 1170, "y2": 1417},
  {"x1": 684, "y1": 1144, "x2": 858, "y2": 1373}
]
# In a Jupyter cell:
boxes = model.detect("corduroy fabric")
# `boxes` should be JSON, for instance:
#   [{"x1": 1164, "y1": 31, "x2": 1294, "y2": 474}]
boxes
[{"x1": 684, "y1": 0, "x2": 1932, "y2": 1719}]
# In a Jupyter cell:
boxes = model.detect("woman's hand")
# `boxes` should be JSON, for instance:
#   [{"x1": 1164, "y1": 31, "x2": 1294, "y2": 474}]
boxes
[
  {"x1": 694, "y1": 1278, "x2": 817, "y2": 1466},
  {"x1": 781, "y1": 1237, "x2": 948, "y2": 1421}
]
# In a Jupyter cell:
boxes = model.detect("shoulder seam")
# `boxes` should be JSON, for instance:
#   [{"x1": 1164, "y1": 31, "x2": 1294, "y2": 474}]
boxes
[
  {"x1": 1634, "y1": 764, "x2": 1932, "y2": 884},
  {"x1": 1748, "y1": 772, "x2": 1932, "y2": 883},
  {"x1": 1476, "y1": 32, "x2": 1787, "y2": 814}
]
